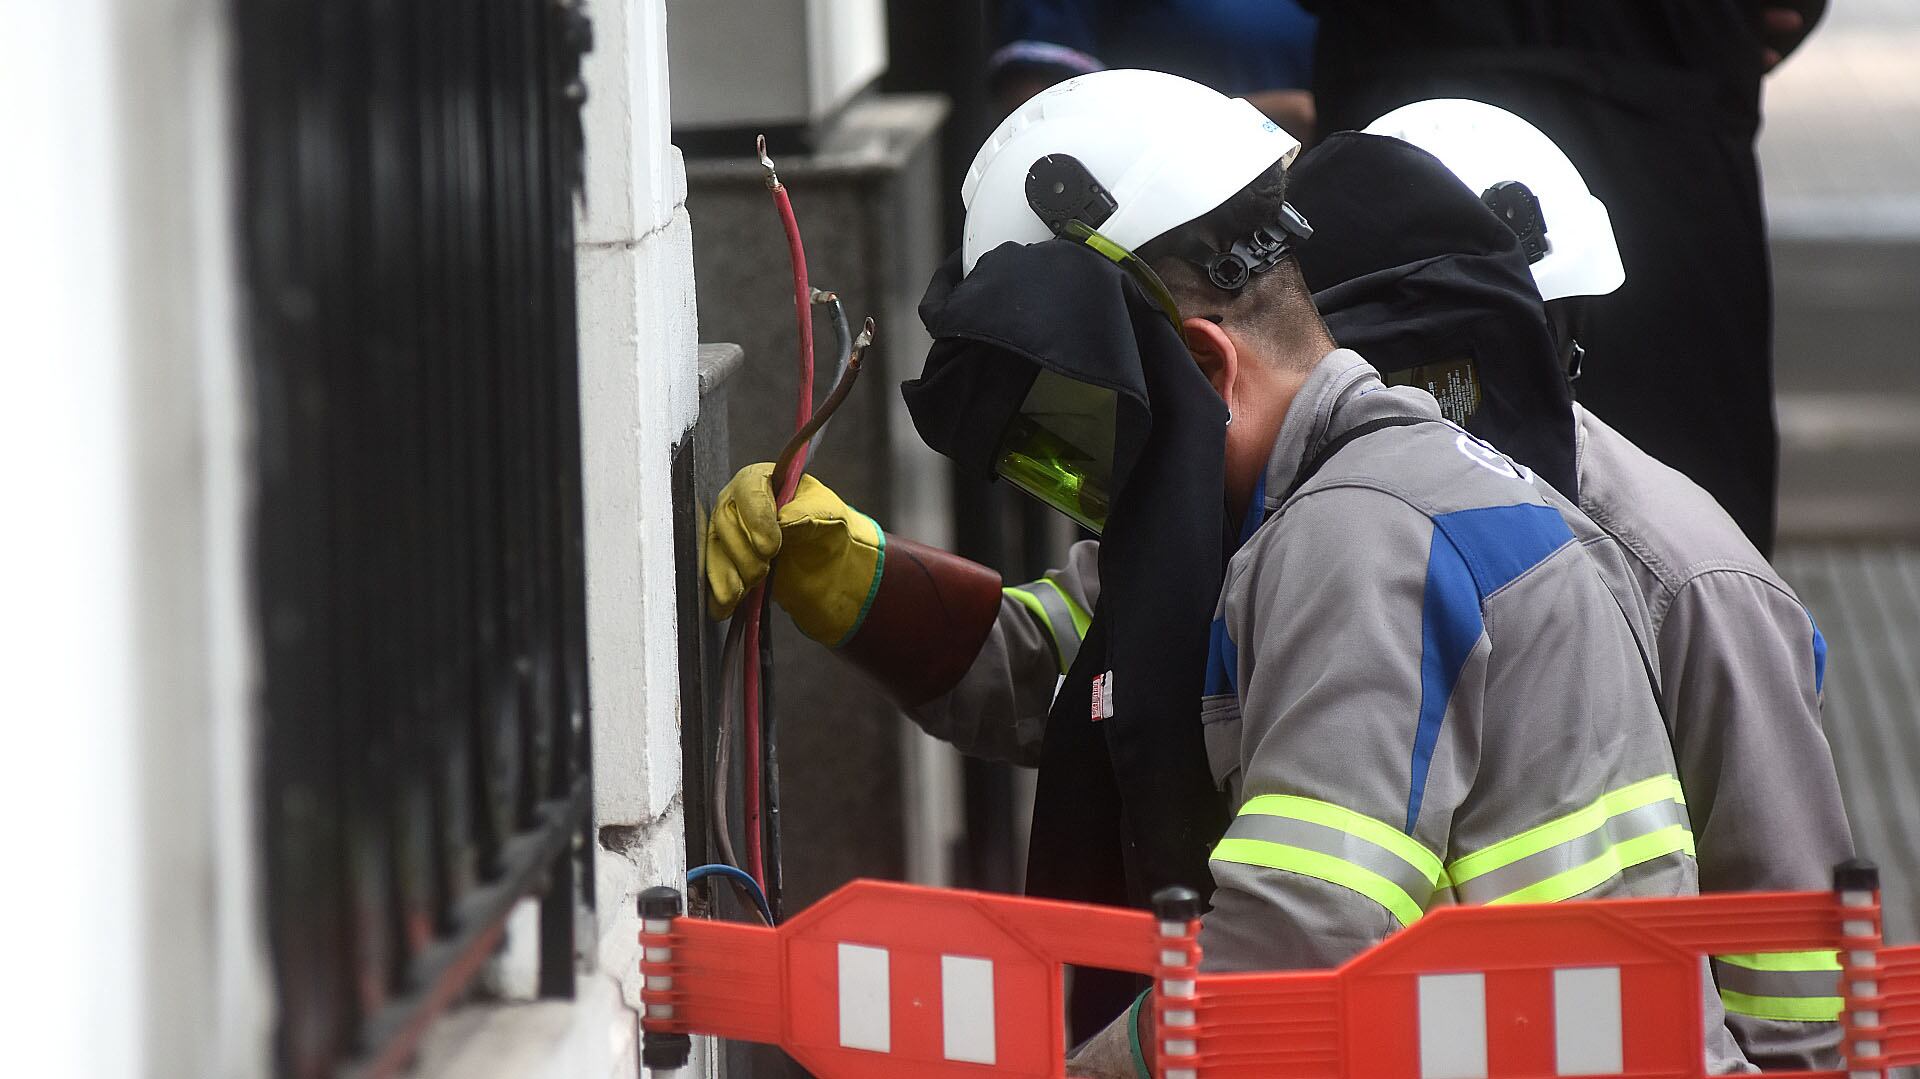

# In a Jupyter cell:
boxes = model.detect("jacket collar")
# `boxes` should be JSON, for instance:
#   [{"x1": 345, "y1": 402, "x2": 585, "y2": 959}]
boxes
[
  {"x1": 1261, "y1": 349, "x2": 1381, "y2": 507},
  {"x1": 1247, "y1": 347, "x2": 1448, "y2": 528}
]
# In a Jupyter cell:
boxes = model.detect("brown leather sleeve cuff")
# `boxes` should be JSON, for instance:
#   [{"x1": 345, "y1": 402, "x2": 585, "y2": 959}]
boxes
[{"x1": 837, "y1": 535, "x2": 1004, "y2": 707}]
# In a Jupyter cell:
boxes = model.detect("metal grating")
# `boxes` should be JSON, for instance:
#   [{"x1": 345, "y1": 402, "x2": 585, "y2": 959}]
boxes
[
  {"x1": 236, "y1": 0, "x2": 596, "y2": 1074},
  {"x1": 1775, "y1": 543, "x2": 1920, "y2": 948}
]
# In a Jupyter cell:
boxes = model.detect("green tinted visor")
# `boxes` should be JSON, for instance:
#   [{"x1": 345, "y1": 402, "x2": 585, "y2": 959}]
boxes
[{"x1": 994, "y1": 369, "x2": 1120, "y2": 534}]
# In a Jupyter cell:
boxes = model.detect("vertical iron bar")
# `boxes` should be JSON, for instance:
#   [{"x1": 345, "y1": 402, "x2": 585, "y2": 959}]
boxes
[
  {"x1": 333, "y1": 0, "x2": 403, "y2": 1024},
  {"x1": 419, "y1": 0, "x2": 480, "y2": 927},
  {"x1": 244, "y1": 0, "x2": 357, "y2": 1067},
  {"x1": 367, "y1": 0, "x2": 437, "y2": 985},
  {"x1": 537, "y1": 837, "x2": 579, "y2": 998},
  {"x1": 456, "y1": 0, "x2": 512, "y2": 885},
  {"x1": 548, "y1": 0, "x2": 596, "y2": 918}
]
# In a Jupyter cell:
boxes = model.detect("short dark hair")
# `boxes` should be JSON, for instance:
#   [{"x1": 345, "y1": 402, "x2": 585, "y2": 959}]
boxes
[{"x1": 1136, "y1": 158, "x2": 1325, "y2": 358}]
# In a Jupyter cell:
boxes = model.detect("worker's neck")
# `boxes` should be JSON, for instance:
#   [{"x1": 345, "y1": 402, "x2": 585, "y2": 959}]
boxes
[{"x1": 1223, "y1": 340, "x2": 1325, "y2": 522}]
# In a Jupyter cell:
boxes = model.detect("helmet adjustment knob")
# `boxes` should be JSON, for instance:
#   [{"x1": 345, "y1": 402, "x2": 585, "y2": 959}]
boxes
[
  {"x1": 1206, "y1": 255, "x2": 1251, "y2": 291},
  {"x1": 1025, "y1": 154, "x2": 1118, "y2": 235},
  {"x1": 1481, "y1": 180, "x2": 1551, "y2": 264}
]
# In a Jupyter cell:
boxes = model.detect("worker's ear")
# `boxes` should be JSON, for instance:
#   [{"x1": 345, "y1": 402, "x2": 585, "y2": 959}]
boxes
[{"x1": 1183, "y1": 317, "x2": 1240, "y2": 407}]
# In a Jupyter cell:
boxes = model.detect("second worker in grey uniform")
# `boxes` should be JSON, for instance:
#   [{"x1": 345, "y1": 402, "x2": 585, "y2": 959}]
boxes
[
  {"x1": 708, "y1": 71, "x2": 1751, "y2": 1075},
  {"x1": 1287, "y1": 102, "x2": 1854, "y2": 1069}
]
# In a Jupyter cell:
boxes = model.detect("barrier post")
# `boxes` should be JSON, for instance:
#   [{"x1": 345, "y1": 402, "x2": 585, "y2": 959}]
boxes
[
  {"x1": 639, "y1": 886, "x2": 692, "y2": 1073},
  {"x1": 1151, "y1": 886, "x2": 1205, "y2": 1079},
  {"x1": 1837, "y1": 860, "x2": 1889, "y2": 1079}
]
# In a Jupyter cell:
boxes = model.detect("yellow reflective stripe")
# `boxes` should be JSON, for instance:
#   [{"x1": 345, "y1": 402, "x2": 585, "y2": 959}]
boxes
[
  {"x1": 1447, "y1": 774, "x2": 1685, "y2": 887},
  {"x1": 1717, "y1": 950, "x2": 1842, "y2": 972},
  {"x1": 1035, "y1": 576, "x2": 1091, "y2": 638},
  {"x1": 1238, "y1": 795, "x2": 1445, "y2": 883},
  {"x1": 1004, "y1": 581, "x2": 1083, "y2": 674},
  {"x1": 1719, "y1": 988, "x2": 1845, "y2": 1023},
  {"x1": 1489, "y1": 824, "x2": 1694, "y2": 906},
  {"x1": 1714, "y1": 951, "x2": 1844, "y2": 1020},
  {"x1": 1212, "y1": 837, "x2": 1429, "y2": 928},
  {"x1": 1002, "y1": 587, "x2": 1056, "y2": 637}
]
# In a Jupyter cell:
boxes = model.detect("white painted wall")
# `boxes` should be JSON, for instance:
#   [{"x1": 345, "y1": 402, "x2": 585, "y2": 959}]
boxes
[
  {"x1": 0, "y1": 3, "x2": 142, "y2": 1074},
  {"x1": 667, "y1": 0, "x2": 888, "y2": 130},
  {"x1": 571, "y1": 0, "x2": 702, "y2": 1072},
  {"x1": 0, "y1": 0, "x2": 699, "y2": 1072},
  {"x1": 0, "y1": 0, "x2": 263, "y2": 1077}
]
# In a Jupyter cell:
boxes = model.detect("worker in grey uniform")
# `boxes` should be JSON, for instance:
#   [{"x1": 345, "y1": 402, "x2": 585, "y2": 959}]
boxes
[
  {"x1": 1284, "y1": 100, "x2": 1853, "y2": 1070},
  {"x1": 707, "y1": 70, "x2": 1746, "y2": 1075}
]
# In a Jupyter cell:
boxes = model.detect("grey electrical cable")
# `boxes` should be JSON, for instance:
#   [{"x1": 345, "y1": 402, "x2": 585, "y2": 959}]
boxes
[
  {"x1": 807, "y1": 289, "x2": 854, "y2": 461},
  {"x1": 770, "y1": 317, "x2": 872, "y2": 499},
  {"x1": 712, "y1": 612, "x2": 747, "y2": 875}
]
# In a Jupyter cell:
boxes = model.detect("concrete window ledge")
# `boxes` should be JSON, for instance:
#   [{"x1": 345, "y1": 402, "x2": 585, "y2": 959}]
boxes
[{"x1": 409, "y1": 974, "x2": 646, "y2": 1079}]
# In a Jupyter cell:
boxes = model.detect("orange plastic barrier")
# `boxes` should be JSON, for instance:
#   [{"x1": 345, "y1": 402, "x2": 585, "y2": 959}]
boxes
[
  {"x1": 1882, "y1": 944, "x2": 1920, "y2": 1066},
  {"x1": 639, "y1": 860, "x2": 1920, "y2": 1078}
]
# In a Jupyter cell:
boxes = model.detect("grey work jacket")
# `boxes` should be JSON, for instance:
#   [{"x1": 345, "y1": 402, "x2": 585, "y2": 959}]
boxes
[
  {"x1": 904, "y1": 351, "x2": 1747, "y2": 1072},
  {"x1": 1577, "y1": 403, "x2": 1854, "y2": 1069}
]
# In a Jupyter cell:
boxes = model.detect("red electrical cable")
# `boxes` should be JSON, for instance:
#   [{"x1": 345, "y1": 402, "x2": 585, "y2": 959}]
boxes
[
  {"x1": 740, "y1": 135, "x2": 816, "y2": 893},
  {"x1": 740, "y1": 603, "x2": 767, "y2": 889},
  {"x1": 765, "y1": 136, "x2": 816, "y2": 499}
]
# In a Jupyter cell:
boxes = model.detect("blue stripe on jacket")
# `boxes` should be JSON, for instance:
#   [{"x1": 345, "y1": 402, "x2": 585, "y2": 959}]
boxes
[
  {"x1": 1808, "y1": 611, "x2": 1828, "y2": 695},
  {"x1": 1203, "y1": 487, "x2": 1577, "y2": 839},
  {"x1": 1205, "y1": 470, "x2": 1269, "y2": 697},
  {"x1": 1407, "y1": 504, "x2": 1576, "y2": 831}
]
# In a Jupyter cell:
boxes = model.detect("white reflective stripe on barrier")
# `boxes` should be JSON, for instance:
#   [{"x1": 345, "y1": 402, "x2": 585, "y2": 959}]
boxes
[
  {"x1": 941, "y1": 955, "x2": 997, "y2": 1065},
  {"x1": 1418, "y1": 972, "x2": 1488, "y2": 1078},
  {"x1": 1554, "y1": 966, "x2": 1623, "y2": 1075},
  {"x1": 837, "y1": 942, "x2": 891, "y2": 1052}
]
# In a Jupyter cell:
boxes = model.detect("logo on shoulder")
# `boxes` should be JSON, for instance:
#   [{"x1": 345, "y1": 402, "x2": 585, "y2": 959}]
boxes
[{"x1": 1451, "y1": 429, "x2": 1535, "y2": 484}]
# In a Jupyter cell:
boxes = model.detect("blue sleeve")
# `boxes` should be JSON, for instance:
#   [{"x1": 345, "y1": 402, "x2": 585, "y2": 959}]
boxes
[
  {"x1": 997, "y1": 0, "x2": 1104, "y2": 52},
  {"x1": 992, "y1": 0, "x2": 1109, "y2": 80}
]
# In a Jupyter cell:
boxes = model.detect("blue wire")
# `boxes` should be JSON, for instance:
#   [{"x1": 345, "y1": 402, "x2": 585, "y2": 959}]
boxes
[{"x1": 687, "y1": 863, "x2": 774, "y2": 924}]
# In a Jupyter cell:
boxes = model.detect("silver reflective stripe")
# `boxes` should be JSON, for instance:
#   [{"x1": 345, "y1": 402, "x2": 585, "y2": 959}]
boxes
[
  {"x1": 1711, "y1": 960, "x2": 1842, "y2": 1001},
  {"x1": 1450, "y1": 796, "x2": 1688, "y2": 905},
  {"x1": 1224, "y1": 812, "x2": 1440, "y2": 914},
  {"x1": 1010, "y1": 579, "x2": 1083, "y2": 674}
]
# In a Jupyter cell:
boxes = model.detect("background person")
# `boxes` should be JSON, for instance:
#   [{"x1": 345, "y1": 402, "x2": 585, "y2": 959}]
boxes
[
  {"x1": 989, "y1": 0, "x2": 1318, "y2": 138},
  {"x1": 1299, "y1": 0, "x2": 1829, "y2": 554},
  {"x1": 1288, "y1": 110, "x2": 1854, "y2": 1069}
]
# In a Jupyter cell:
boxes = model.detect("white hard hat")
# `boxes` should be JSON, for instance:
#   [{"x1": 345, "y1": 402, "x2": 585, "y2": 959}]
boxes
[
  {"x1": 961, "y1": 69, "x2": 1301, "y2": 275},
  {"x1": 1364, "y1": 99, "x2": 1625, "y2": 301}
]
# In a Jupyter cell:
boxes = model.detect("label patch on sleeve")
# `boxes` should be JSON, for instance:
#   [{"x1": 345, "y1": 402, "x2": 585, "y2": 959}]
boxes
[{"x1": 1090, "y1": 670, "x2": 1115, "y2": 722}]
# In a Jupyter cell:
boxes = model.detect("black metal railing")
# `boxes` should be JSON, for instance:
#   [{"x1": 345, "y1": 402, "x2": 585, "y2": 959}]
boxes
[{"x1": 237, "y1": 0, "x2": 594, "y2": 1074}]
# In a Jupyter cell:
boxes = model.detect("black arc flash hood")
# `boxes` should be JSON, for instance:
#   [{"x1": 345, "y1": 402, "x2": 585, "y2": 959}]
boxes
[
  {"x1": 1289, "y1": 131, "x2": 1579, "y2": 498},
  {"x1": 910, "y1": 239, "x2": 1231, "y2": 925}
]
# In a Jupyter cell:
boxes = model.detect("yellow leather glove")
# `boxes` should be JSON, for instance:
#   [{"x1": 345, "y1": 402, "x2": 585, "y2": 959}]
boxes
[{"x1": 704, "y1": 462, "x2": 885, "y2": 646}]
